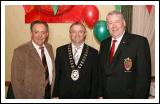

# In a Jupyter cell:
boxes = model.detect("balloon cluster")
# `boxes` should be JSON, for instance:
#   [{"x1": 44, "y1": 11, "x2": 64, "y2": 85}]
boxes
[{"x1": 83, "y1": 6, "x2": 110, "y2": 42}]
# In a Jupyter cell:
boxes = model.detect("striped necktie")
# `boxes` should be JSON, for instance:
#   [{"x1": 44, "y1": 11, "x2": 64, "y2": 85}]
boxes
[
  {"x1": 39, "y1": 46, "x2": 50, "y2": 98},
  {"x1": 40, "y1": 47, "x2": 49, "y2": 81},
  {"x1": 73, "y1": 47, "x2": 80, "y2": 65}
]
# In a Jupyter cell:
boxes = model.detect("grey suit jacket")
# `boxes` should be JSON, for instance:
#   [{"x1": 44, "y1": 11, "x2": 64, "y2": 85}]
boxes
[{"x1": 11, "y1": 41, "x2": 55, "y2": 98}]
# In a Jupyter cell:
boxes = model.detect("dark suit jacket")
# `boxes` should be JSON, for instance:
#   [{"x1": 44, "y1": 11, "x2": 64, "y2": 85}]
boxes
[
  {"x1": 11, "y1": 41, "x2": 55, "y2": 98},
  {"x1": 98, "y1": 32, "x2": 151, "y2": 99},
  {"x1": 53, "y1": 43, "x2": 98, "y2": 99}
]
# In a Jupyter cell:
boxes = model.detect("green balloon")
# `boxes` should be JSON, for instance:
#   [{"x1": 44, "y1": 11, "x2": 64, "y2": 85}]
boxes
[{"x1": 93, "y1": 20, "x2": 110, "y2": 42}]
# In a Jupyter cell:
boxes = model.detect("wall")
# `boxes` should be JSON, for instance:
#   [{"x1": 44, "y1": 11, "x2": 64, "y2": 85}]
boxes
[{"x1": 5, "y1": 5, "x2": 115, "y2": 81}]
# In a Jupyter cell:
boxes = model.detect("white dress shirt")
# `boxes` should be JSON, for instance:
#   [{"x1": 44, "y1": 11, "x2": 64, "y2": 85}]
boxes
[
  {"x1": 72, "y1": 43, "x2": 84, "y2": 65},
  {"x1": 32, "y1": 41, "x2": 53, "y2": 85}
]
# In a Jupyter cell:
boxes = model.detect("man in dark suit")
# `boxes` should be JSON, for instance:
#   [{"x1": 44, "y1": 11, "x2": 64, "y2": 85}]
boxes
[
  {"x1": 11, "y1": 20, "x2": 55, "y2": 98},
  {"x1": 98, "y1": 11, "x2": 151, "y2": 99},
  {"x1": 53, "y1": 22, "x2": 98, "y2": 99}
]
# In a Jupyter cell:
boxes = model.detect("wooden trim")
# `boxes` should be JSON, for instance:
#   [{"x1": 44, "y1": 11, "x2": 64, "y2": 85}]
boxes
[
  {"x1": 5, "y1": 81, "x2": 11, "y2": 87},
  {"x1": 151, "y1": 76, "x2": 155, "y2": 82}
]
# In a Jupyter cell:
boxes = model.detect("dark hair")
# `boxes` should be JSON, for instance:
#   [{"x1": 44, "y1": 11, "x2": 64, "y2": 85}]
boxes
[
  {"x1": 69, "y1": 22, "x2": 86, "y2": 33},
  {"x1": 30, "y1": 20, "x2": 49, "y2": 31}
]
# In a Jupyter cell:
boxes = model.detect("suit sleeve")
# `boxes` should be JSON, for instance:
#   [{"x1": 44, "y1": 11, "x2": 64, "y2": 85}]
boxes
[
  {"x1": 52, "y1": 48, "x2": 61, "y2": 97},
  {"x1": 134, "y1": 38, "x2": 151, "y2": 98},
  {"x1": 11, "y1": 49, "x2": 25, "y2": 98},
  {"x1": 97, "y1": 42, "x2": 105, "y2": 97},
  {"x1": 90, "y1": 50, "x2": 98, "y2": 98}
]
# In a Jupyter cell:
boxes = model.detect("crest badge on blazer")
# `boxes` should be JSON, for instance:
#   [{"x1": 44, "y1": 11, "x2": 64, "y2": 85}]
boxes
[{"x1": 124, "y1": 57, "x2": 132, "y2": 72}]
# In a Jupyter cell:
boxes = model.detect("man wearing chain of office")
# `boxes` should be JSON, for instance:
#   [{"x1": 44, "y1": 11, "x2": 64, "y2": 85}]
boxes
[{"x1": 52, "y1": 22, "x2": 98, "y2": 99}]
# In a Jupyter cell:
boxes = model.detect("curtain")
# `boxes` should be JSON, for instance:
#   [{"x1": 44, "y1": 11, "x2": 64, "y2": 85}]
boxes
[
  {"x1": 132, "y1": 5, "x2": 155, "y2": 76},
  {"x1": 121, "y1": 5, "x2": 133, "y2": 33}
]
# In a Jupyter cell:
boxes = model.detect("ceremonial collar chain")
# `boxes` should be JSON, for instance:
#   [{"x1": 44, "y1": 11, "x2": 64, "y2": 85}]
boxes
[{"x1": 68, "y1": 44, "x2": 89, "y2": 70}]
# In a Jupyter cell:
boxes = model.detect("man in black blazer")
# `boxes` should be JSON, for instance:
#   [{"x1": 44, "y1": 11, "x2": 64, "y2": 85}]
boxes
[
  {"x1": 53, "y1": 22, "x2": 98, "y2": 99},
  {"x1": 98, "y1": 11, "x2": 151, "y2": 99}
]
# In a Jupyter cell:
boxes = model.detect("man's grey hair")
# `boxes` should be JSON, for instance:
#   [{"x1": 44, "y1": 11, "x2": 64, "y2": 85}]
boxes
[{"x1": 106, "y1": 10, "x2": 125, "y2": 20}]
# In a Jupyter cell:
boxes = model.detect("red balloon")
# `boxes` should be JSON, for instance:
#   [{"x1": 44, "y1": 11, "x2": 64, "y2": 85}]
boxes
[{"x1": 83, "y1": 5, "x2": 99, "y2": 29}]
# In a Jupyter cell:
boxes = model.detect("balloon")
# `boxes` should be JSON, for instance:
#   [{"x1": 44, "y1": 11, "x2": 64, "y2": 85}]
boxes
[
  {"x1": 93, "y1": 20, "x2": 110, "y2": 42},
  {"x1": 83, "y1": 5, "x2": 99, "y2": 29}
]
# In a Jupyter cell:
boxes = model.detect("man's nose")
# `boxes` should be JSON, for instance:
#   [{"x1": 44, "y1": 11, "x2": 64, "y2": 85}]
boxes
[
  {"x1": 112, "y1": 23, "x2": 117, "y2": 28},
  {"x1": 38, "y1": 33, "x2": 44, "y2": 38}
]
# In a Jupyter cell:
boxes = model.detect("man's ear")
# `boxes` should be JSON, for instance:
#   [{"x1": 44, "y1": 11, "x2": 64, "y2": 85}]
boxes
[
  {"x1": 123, "y1": 20, "x2": 126, "y2": 27},
  {"x1": 69, "y1": 33, "x2": 72, "y2": 39},
  {"x1": 30, "y1": 31, "x2": 33, "y2": 37},
  {"x1": 46, "y1": 32, "x2": 49, "y2": 37}
]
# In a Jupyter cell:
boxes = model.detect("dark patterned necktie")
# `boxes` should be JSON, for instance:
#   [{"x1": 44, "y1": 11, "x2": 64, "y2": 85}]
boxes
[
  {"x1": 39, "y1": 46, "x2": 50, "y2": 98},
  {"x1": 109, "y1": 40, "x2": 117, "y2": 64},
  {"x1": 40, "y1": 47, "x2": 49, "y2": 81}
]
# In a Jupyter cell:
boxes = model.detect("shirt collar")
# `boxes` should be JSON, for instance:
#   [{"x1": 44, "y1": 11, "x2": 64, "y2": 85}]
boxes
[
  {"x1": 112, "y1": 31, "x2": 125, "y2": 42},
  {"x1": 32, "y1": 41, "x2": 45, "y2": 50},
  {"x1": 71, "y1": 43, "x2": 84, "y2": 49}
]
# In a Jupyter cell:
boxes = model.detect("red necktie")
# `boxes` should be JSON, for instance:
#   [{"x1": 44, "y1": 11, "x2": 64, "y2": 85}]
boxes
[
  {"x1": 40, "y1": 47, "x2": 49, "y2": 85},
  {"x1": 109, "y1": 40, "x2": 117, "y2": 64}
]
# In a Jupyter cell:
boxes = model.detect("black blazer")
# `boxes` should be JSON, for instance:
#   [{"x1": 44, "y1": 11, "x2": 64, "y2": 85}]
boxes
[
  {"x1": 98, "y1": 32, "x2": 151, "y2": 99},
  {"x1": 53, "y1": 43, "x2": 98, "y2": 99}
]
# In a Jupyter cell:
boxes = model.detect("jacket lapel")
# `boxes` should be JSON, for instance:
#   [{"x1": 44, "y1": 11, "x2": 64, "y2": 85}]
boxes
[
  {"x1": 28, "y1": 41, "x2": 44, "y2": 69},
  {"x1": 105, "y1": 38, "x2": 112, "y2": 66},
  {"x1": 110, "y1": 32, "x2": 129, "y2": 70},
  {"x1": 103, "y1": 37, "x2": 112, "y2": 76},
  {"x1": 45, "y1": 43, "x2": 54, "y2": 64}
]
